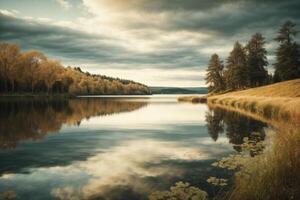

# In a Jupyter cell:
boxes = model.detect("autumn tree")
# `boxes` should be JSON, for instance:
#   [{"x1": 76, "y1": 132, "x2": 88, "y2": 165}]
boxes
[
  {"x1": 245, "y1": 33, "x2": 269, "y2": 87},
  {"x1": 0, "y1": 42, "x2": 150, "y2": 95},
  {"x1": 39, "y1": 60, "x2": 61, "y2": 93},
  {"x1": 61, "y1": 73, "x2": 74, "y2": 93},
  {"x1": 0, "y1": 42, "x2": 20, "y2": 92},
  {"x1": 274, "y1": 21, "x2": 300, "y2": 81},
  {"x1": 19, "y1": 51, "x2": 47, "y2": 92},
  {"x1": 205, "y1": 54, "x2": 225, "y2": 93},
  {"x1": 225, "y1": 42, "x2": 248, "y2": 90}
]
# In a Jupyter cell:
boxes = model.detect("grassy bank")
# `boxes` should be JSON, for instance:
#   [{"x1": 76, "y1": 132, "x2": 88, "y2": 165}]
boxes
[
  {"x1": 149, "y1": 118, "x2": 300, "y2": 200},
  {"x1": 207, "y1": 79, "x2": 300, "y2": 123},
  {"x1": 206, "y1": 79, "x2": 300, "y2": 199},
  {"x1": 177, "y1": 95, "x2": 208, "y2": 103},
  {"x1": 175, "y1": 80, "x2": 300, "y2": 199}
]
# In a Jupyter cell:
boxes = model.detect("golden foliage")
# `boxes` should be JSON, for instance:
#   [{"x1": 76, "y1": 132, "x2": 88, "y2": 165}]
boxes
[{"x1": 0, "y1": 42, "x2": 150, "y2": 95}]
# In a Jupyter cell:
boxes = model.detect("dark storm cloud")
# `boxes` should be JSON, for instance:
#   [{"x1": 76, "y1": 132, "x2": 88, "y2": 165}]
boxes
[
  {"x1": 126, "y1": 0, "x2": 300, "y2": 37},
  {"x1": 95, "y1": 0, "x2": 284, "y2": 13},
  {"x1": 0, "y1": 13, "x2": 207, "y2": 69},
  {"x1": 1, "y1": 0, "x2": 300, "y2": 72},
  {"x1": 0, "y1": 14, "x2": 120, "y2": 59},
  {"x1": 1, "y1": 16, "x2": 141, "y2": 59}
]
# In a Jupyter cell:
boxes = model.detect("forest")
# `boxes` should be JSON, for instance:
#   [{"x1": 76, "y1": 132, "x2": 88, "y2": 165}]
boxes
[
  {"x1": 206, "y1": 21, "x2": 300, "y2": 93},
  {"x1": 0, "y1": 43, "x2": 151, "y2": 95}
]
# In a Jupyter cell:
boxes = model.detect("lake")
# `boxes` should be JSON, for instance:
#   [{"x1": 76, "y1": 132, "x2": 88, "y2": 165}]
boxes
[{"x1": 0, "y1": 95, "x2": 270, "y2": 200}]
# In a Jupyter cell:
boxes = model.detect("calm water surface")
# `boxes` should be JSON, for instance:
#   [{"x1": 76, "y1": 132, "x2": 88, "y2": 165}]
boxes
[{"x1": 0, "y1": 95, "x2": 270, "y2": 200}]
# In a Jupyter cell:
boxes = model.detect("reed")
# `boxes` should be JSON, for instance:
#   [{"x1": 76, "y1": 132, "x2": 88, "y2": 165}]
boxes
[
  {"x1": 206, "y1": 79, "x2": 300, "y2": 199},
  {"x1": 228, "y1": 124, "x2": 300, "y2": 200}
]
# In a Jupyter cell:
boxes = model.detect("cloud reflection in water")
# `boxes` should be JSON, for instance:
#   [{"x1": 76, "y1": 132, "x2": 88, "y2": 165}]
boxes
[{"x1": 49, "y1": 139, "x2": 211, "y2": 199}]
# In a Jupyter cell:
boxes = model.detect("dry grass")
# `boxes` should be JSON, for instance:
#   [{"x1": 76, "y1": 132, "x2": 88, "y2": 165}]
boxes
[
  {"x1": 217, "y1": 79, "x2": 300, "y2": 98},
  {"x1": 177, "y1": 80, "x2": 300, "y2": 200},
  {"x1": 208, "y1": 79, "x2": 300, "y2": 124},
  {"x1": 206, "y1": 79, "x2": 300, "y2": 199},
  {"x1": 178, "y1": 96, "x2": 207, "y2": 103},
  {"x1": 228, "y1": 125, "x2": 300, "y2": 200}
]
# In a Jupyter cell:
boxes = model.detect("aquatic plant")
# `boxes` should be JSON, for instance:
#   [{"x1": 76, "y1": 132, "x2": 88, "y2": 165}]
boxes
[
  {"x1": 149, "y1": 182, "x2": 208, "y2": 200},
  {"x1": 0, "y1": 191, "x2": 17, "y2": 200},
  {"x1": 228, "y1": 126, "x2": 300, "y2": 200},
  {"x1": 206, "y1": 177, "x2": 228, "y2": 186}
]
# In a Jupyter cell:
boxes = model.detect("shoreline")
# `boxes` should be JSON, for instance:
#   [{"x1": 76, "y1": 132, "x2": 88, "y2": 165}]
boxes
[
  {"x1": 177, "y1": 79, "x2": 300, "y2": 124},
  {"x1": 207, "y1": 96, "x2": 300, "y2": 124},
  {"x1": 177, "y1": 95, "x2": 208, "y2": 103},
  {"x1": 177, "y1": 80, "x2": 300, "y2": 199},
  {"x1": 0, "y1": 93, "x2": 76, "y2": 99},
  {"x1": 0, "y1": 93, "x2": 152, "y2": 98}
]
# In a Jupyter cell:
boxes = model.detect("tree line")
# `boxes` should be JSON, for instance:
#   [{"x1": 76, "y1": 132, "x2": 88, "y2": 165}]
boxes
[
  {"x1": 206, "y1": 21, "x2": 300, "y2": 93},
  {"x1": 0, "y1": 43, "x2": 151, "y2": 95}
]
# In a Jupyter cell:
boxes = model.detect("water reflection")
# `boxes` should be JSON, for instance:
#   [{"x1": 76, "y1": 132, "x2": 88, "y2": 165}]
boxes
[
  {"x1": 0, "y1": 97, "x2": 273, "y2": 200},
  {"x1": 49, "y1": 140, "x2": 208, "y2": 200},
  {"x1": 206, "y1": 106, "x2": 268, "y2": 152},
  {"x1": 0, "y1": 98, "x2": 147, "y2": 149}
]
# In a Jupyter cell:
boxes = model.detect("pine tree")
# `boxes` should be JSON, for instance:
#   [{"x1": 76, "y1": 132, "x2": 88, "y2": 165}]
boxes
[
  {"x1": 246, "y1": 33, "x2": 269, "y2": 87},
  {"x1": 205, "y1": 54, "x2": 225, "y2": 93},
  {"x1": 274, "y1": 21, "x2": 300, "y2": 81},
  {"x1": 225, "y1": 42, "x2": 248, "y2": 90}
]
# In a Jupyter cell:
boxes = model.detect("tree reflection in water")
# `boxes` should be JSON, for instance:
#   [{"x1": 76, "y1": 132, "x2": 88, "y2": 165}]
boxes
[
  {"x1": 0, "y1": 98, "x2": 148, "y2": 149},
  {"x1": 205, "y1": 106, "x2": 268, "y2": 152}
]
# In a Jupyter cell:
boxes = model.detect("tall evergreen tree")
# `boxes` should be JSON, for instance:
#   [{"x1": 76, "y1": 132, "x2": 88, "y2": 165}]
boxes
[
  {"x1": 246, "y1": 33, "x2": 269, "y2": 87},
  {"x1": 225, "y1": 42, "x2": 248, "y2": 90},
  {"x1": 274, "y1": 21, "x2": 300, "y2": 81},
  {"x1": 205, "y1": 54, "x2": 225, "y2": 93}
]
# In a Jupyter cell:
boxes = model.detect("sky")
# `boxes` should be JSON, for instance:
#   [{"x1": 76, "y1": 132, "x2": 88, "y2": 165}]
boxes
[{"x1": 0, "y1": 0, "x2": 300, "y2": 87}]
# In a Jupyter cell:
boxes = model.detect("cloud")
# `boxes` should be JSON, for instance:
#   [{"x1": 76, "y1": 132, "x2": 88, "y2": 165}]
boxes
[
  {"x1": 0, "y1": 9, "x2": 18, "y2": 17},
  {"x1": 0, "y1": 138, "x2": 231, "y2": 200},
  {"x1": 1, "y1": 0, "x2": 300, "y2": 86},
  {"x1": 82, "y1": 0, "x2": 234, "y2": 13},
  {"x1": 0, "y1": 13, "x2": 133, "y2": 64},
  {"x1": 55, "y1": 0, "x2": 72, "y2": 10},
  {"x1": 0, "y1": 13, "x2": 208, "y2": 68},
  {"x1": 48, "y1": 139, "x2": 224, "y2": 199},
  {"x1": 80, "y1": 0, "x2": 300, "y2": 66},
  {"x1": 82, "y1": 0, "x2": 300, "y2": 35}
]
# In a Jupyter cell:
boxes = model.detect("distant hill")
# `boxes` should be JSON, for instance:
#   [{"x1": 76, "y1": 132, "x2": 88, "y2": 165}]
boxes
[{"x1": 150, "y1": 87, "x2": 208, "y2": 94}]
